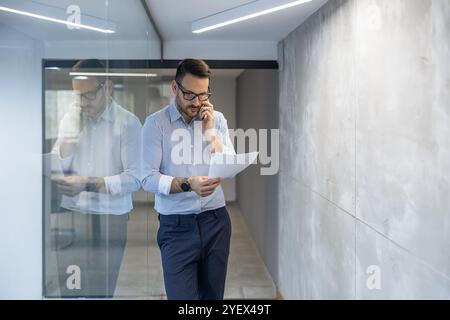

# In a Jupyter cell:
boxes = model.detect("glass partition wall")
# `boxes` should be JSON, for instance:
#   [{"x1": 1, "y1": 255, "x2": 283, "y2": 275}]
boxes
[
  {"x1": 43, "y1": 66, "x2": 173, "y2": 298},
  {"x1": 40, "y1": 1, "x2": 161, "y2": 298},
  {"x1": 0, "y1": 0, "x2": 160, "y2": 298}
]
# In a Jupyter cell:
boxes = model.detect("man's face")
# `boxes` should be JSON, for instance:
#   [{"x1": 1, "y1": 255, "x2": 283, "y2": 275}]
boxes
[
  {"x1": 172, "y1": 73, "x2": 210, "y2": 121},
  {"x1": 72, "y1": 77, "x2": 107, "y2": 119}
]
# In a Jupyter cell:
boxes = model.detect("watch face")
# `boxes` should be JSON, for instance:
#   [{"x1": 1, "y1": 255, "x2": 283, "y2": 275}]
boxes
[
  {"x1": 86, "y1": 183, "x2": 95, "y2": 192},
  {"x1": 181, "y1": 181, "x2": 190, "y2": 192}
]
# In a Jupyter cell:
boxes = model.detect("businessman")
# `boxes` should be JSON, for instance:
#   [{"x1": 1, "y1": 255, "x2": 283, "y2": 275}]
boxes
[
  {"x1": 52, "y1": 59, "x2": 142, "y2": 297},
  {"x1": 142, "y1": 59, "x2": 236, "y2": 300}
]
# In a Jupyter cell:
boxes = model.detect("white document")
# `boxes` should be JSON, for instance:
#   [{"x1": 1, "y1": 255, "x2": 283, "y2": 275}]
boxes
[{"x1": 208, "y1": 152, "x2": 259, "y2": 179}]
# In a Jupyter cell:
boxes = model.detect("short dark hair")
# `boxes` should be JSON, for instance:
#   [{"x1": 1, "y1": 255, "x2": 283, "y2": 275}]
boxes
[
  {"x1": 71, "y1": 59, "x2": 107, "y2": 83},
  {"x1": 175, "y1": 59, "x2": 211, "y2": 84}
]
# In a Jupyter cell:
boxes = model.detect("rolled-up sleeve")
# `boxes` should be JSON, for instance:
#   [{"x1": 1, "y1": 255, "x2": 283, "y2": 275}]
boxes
[
  {"x1": 141, "y1": 116, "x2": 174, "y2": 196},
  {"x1": 51, "y1": 110, "x2": 79, "y2": 172},
  {"x1": 51, "y1": 141, "x2": 74, "y2": 172}
]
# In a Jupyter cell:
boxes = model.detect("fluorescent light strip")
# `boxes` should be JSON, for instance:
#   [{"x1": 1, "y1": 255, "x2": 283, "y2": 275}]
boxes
[
  {"x1": 0, "y1": 6, "x2": 115, "y2": 34},
  {"x1": 193, "y1": 0, "x2": 312, "y2": 33},
  {"x1": 70, "y1": 72, "x2": 158, "y2": 78}
]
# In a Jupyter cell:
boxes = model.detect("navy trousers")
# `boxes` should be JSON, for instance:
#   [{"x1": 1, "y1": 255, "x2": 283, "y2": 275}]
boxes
[{"x1": 157, "y1": 206, "x2": 232, "y2": 300}]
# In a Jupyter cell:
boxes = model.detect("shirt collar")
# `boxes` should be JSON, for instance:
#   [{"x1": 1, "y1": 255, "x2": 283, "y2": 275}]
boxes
[
  {"x1": 97, "y1": 99, "x2": 115, "y2": 123},
  {"x1": 169, "y1": 99, "x2": 183, "y2": 123}
]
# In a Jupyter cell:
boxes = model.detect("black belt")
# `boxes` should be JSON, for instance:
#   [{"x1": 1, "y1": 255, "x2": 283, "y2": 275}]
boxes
[{"x1": 158, "y1": 207, "x2": 225, "y2": 224}]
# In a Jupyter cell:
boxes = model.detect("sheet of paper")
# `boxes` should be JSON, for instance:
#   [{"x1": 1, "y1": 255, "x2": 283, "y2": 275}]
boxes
[{"x1": 208, "y1": 152, "x2": 259, "y2": 179}]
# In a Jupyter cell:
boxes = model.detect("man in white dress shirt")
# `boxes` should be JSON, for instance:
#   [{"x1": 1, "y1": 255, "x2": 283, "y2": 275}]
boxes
[{"x1": 51, "y1": 60, "x2": 142, "y2": 298}]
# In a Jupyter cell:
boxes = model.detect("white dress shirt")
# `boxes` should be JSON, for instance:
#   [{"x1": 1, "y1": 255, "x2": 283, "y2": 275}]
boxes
[
  {"x1": 141, "y1": 99, "x2": 235, "y2": 215},
  {"x1": 52, "y1": 100, "x2": 142, "y2": 215}
]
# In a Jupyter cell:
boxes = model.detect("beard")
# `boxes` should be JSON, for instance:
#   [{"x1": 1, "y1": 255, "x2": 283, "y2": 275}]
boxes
[
  {"x1": 176, "y1": 97, "x2": 200, "y2": 119},
  {"x1": 81, "y1": 105, "x2": 93, "y2": 115},
  {"x1": 188, "y1": 104, "x2": 200, "y2": 114}
]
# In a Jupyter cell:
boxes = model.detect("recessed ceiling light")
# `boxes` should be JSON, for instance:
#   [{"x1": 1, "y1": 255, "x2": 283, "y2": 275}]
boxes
[
  {"x1": 192, "y1": 0, "x2": 312, "y2": 34},
  {"x1": 0, "y1": 5, "x2": 115, "y2": 34},
  {"x1": 70, "y1": 72, "x2": 158, "y2": 78}
]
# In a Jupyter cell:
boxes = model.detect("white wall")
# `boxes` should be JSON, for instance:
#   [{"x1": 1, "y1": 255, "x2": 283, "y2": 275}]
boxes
[
  {"x1": 210, "y1": 76, "x2": 237, "y2": 201},
  {"x1": 236, "y1": 70, "x2": 279, "y2": 283},
  {"x1": 164, "y1": 40, "x2": 278, "y2": 61},
  {"x1": 0, "y1": 25, "x2": 43, "y2": 299}
]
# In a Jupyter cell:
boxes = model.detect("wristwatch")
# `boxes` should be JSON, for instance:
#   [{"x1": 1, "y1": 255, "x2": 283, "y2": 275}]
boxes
[
  {"x1": 85, "y1": 180, "x2": 97, "y2": 192},
  {"x1": 180, "y1": 178, "x2": 191, "y2": 192}
]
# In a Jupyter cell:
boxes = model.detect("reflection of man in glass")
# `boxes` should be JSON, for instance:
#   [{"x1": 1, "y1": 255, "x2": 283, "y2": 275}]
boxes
[{"x1": 51, "y1": 60, "x2": 142, "y2": 298}]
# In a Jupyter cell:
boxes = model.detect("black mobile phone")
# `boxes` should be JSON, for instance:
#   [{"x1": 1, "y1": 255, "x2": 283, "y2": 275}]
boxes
[{"x1": 200, "y1": 104, "x2": 207, "y2": 120}]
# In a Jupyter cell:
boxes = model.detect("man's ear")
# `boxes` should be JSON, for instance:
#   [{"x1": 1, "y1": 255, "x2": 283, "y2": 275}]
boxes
[{"x1": 171, "y1": 80, "x2": 178, "y2": 95}]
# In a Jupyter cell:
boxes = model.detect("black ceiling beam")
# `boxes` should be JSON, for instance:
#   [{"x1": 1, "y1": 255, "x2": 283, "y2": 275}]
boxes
[{"x1": 43, "y1": 59, "x2": 279, "y2": 70}]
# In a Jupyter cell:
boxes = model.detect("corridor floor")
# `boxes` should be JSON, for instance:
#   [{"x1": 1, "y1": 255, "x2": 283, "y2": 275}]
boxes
[{"x1": 114, "y1": 203, "x2": 277, "y2": 299}]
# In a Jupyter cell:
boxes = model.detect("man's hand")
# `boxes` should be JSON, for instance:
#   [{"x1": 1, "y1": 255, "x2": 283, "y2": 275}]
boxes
[
  {"x1": 54, "y1": 176, "x2": 106, "y2": 196},
  {"x1": 200, "y1": 101, "x2": 215, "y2": 137},
  {"x1": 190, "y1": 176, "x2": 221, "y2": 197},
  {"x1": 53, "y1": 175, "x2": 88, "y2": 197},
  {"x1": 200, "y1": 101, "x2": 224, "y2": 153}
]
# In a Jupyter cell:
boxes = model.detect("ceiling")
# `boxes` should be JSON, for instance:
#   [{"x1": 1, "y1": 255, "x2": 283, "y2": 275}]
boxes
[
  {"x1": 1, "y1": 0, "x2": 327, "y2": 41},
  {"x1": 0, "y1": 0, "x2": 158, "y2": 40},
  {"x1": 0, "y1": 0, "x2": 328, "y2": 60},
  {"x1": 146, "y1": 0, "x2": 328, "y2": 41}
]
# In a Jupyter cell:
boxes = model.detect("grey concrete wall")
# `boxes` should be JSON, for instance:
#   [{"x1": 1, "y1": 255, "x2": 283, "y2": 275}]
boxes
[
  {"x1": 279, "y1": 0, "x2": 450, "y2": 299},
  {"x1": 236, "y1": 70, "x2": 279, "y2": 284}
]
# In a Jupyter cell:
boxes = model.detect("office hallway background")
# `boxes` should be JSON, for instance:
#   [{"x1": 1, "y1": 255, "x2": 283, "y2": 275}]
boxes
[{"x1": 1, "y1": 0, "x2": 450, "y2": 300}]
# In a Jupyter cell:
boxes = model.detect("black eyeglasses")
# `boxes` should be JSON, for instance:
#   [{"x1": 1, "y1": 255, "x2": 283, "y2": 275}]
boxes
[
  {"x1": 78, "y1": 83, "x2": 104, "y2": 101},
  {"x1": 176, "y1": 82, "x2": 212, "y2": 102}
]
